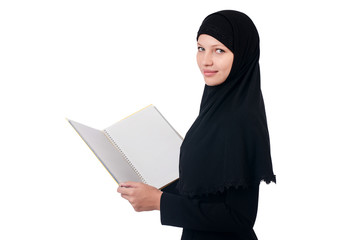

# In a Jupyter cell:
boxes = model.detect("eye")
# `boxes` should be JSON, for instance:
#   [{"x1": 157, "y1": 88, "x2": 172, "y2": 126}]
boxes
[
  {"x1": 216, "y1": 49, "x2": 225, "y2": 54},
  {"x1": 198, "y1": 47, "x2": 205, "y2": 52}
]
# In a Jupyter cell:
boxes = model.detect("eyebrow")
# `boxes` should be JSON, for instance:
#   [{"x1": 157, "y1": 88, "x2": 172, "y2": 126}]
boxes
[{"x1": 197, "y1": 42, "x2": 225, "y2": 48}]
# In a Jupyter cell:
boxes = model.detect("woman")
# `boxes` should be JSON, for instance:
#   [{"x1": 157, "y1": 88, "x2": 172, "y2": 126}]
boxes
[{"x1": 118, "y1": 10, "x2": 276, "y2": 240}]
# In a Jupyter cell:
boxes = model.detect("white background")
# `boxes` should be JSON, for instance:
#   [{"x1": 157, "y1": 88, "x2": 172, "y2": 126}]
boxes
[{"x1": 1, "y1": 0, "x2": 361, "y2": 239}]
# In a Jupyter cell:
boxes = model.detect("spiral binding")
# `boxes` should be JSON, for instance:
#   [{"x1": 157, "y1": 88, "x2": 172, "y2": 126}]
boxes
[{"x1": 103, "y1": 130, "x2": 147, "y2": 184}]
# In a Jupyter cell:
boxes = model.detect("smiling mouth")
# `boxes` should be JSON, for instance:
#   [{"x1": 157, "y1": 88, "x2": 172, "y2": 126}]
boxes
[{"x1": 203, "y1": 70, "x2": 218, "y2": 77}]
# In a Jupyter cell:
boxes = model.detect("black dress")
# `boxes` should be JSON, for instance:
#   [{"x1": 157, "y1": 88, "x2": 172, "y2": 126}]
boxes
[
  {"x1": 159, "y1": 10, "x2": 275, "y2": 240},
  {"x1": 160, "y1": 180, "x2": 259, "y2": 240}
]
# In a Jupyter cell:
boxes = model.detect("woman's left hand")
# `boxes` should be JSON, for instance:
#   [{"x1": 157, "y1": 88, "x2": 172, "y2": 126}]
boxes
[{"x1": 117, "y1": 182, "x2": 163, "y2": 212}]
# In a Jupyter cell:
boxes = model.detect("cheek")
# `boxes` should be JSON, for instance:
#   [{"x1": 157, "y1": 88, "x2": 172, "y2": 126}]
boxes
[
  {"x1": 196, "y1": 53, "x2": 202, "y2": 70},
  {"x1": 221, "y1": 61, "x2": 232, "y2": 76},
  {"x1": 222, "y1": 56, "x2": 233, "y2": 77}
]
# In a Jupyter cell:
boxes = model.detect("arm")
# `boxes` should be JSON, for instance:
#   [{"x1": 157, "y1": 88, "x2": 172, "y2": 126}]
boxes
[
  {"x1": 117, "y1": 181, "x2": 259, "y2": 233},
  {"x1": 160, "y1": 185, "x2": 259, "y2": 233}
]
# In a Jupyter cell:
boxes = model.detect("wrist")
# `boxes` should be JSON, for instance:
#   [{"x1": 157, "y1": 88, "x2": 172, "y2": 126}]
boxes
[{"x1": 156, "y1": 191, "x2": 163, "y2": 210}]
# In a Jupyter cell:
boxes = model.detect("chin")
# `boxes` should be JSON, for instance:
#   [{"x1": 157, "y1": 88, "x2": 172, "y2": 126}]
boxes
[{"x1": 204, "y1": 79, "x2": 225, "y2": 86}]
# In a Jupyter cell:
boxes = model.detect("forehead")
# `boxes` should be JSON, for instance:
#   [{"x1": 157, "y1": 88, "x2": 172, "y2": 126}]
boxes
[{"x1": 197, "y1": 34, "x2": 226, "y2": 47}]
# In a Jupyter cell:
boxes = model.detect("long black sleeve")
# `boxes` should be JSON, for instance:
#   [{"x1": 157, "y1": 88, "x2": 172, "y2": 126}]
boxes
[{"x1": 160, "y1": 183, "x2": 259, "y2": 238}]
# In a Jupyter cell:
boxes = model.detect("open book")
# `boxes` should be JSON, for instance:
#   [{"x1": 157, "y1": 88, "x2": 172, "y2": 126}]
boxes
[{"x1": 68, "y1": 105, "x2": 182, "y2": 189}]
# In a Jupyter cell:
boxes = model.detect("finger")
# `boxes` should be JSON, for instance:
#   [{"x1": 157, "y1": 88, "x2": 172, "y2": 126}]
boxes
[
  {"x1": 118, "y1": 187, "x2": 133, "y2": 195},
  {"x1": 120, "y1": 194, "x2": 132, "y2": 201},
  {"x1": 120, "y1": 182, "x2": 137, "y2": 188},
  {"x1": 120, "y1": 181, "x2": 141, "y2": 188},
  {"x1": 117, "y1": 185, "x2": 132, "y2": 193}
]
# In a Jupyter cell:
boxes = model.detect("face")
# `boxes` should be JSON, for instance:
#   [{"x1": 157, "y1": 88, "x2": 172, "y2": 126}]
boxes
[{"x1": 197, "y1": 34, "x2": 234, "y2": 86}]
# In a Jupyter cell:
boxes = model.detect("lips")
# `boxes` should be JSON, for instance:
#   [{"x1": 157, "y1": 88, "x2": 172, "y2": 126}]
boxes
[{"x1": 203, "y1": 70, "x2": 218, "y2": 77}]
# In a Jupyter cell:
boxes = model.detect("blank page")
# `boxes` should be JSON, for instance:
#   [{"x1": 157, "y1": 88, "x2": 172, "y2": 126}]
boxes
[
  {"x1": 104, "y1": 105, "x2": 182, "y2": 189},
  {"x1": 68, "y1": 120, "x2": 141, "y2": 184}
]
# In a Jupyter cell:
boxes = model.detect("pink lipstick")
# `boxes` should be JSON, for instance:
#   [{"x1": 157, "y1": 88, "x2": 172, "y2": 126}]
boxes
[{"x1": 203, "y1": 70, "x2": 218, "y2": 77}]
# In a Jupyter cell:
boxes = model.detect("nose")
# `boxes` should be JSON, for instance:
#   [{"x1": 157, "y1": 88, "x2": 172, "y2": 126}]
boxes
[{"x1": 202, "y1": 51, "x2": 213, "y2": 66}]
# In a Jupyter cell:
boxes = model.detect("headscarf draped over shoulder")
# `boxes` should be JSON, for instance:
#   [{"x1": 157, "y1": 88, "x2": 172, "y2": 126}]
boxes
[{"x1": 177, "y1": 10, "x2": 276, "y2": 197}]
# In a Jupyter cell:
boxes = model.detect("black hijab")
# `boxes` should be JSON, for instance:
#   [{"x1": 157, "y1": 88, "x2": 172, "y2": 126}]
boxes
[{"x1": 177, "y1": 10, "x2": 276, "y2": 197}]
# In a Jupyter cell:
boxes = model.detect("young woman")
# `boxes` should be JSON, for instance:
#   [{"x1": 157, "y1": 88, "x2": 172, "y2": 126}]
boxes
[{"x1": 118, "y1": 10, "x2": 276, "y2": 240}]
